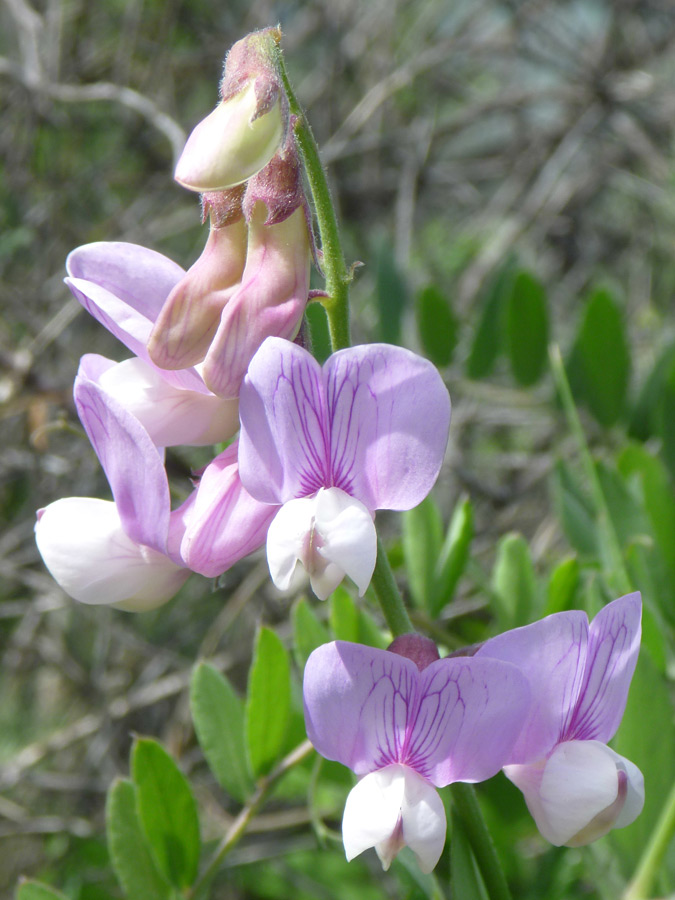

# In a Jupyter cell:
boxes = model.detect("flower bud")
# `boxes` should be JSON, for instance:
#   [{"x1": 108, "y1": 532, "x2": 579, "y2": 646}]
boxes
[
  {"x1": 387, "y1": 633, "x2": 440, "y2": 671},
  {"x1": 174, "y1": 28, "x2": 287, "y2": 192},
  {"x1": 147, "y1": 187, "x2": 247, "y2": 370}
]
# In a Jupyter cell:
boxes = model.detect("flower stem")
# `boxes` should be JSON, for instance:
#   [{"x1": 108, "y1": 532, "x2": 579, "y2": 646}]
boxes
[
  {"x1": 276, "y1": 44, "x2": 351, "y2": 351},
  {"x1": 370, "y1": 536, "x2": 414, "y2": 637},
  {"x1": 450, "y1": 782, "x2": 513, "y2": 900},
  {"x1": 623, "y1": 778, "x2": 675, "y2": 900},
  {"x1": 188, "y1": 740, "x2": 314, "y2": 899},
  {"x1": 548, "y1": 344, "x2": 632, "y2": 596}
]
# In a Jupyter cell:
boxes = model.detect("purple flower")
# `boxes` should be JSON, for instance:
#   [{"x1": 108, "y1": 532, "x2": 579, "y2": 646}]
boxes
[
  {"x1": 476, "y1": 593, "x2": 644, "y2": 846},
  {"x1": 303, "y1": 640, "x2": 530, "y2": 871},
  {"x1": 237, "y1": 338, "x2": 451, "y2": 599},
  {"x1": 35, "y1": 374, "x2": 191, "y2": 610},
  {"x1": 65, "y1": 242, "x2": 241, "y2": 442}
]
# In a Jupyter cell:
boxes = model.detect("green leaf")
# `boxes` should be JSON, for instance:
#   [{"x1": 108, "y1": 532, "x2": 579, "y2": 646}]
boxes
[
  {"x1": 466, "y1": 258, "x2": 515, "y2": 379},
  {"x1": 657, "y1": 356, "x2": 675, "y2": 480},
  {"x1": 491, "y1": 533, "x2": 538, "y2": 630},
  {"x1": 245, "y1": 626, "x2": 291, "y2": 778},
  {"x1": 106, "y1": 778, "x2": 172, "y2": 900},
  {"x1": 292, "y1": 596, "x2": 331, "y2": 669},
  {"x1": 190, "y1": 662, "x2": 253, "y2": 802},
  {"x1": 376, "y1": 241, "x2": 407, "y2": 345},
  {"x1": 449, "y1": 813, "x2": 488, "y2": 900},
  {"x1": 572, "y1": 287, "x2": 631, "y2": 426},
  {"x1": 430, "y1": 497, "x2": 473, "y2": 616},
  {"x1": 611, "y1": 652, "x2": 675, "y2": 872},
  {"x1": 329, "y1": 586, "x2": 361, "y2": 642},
  {"x1": 551, "y1": 459, "x2": 598, "y2": 558},
  {"x1": 505, "y1": 270, "x2": 548, "y2": 386},
  {"x1": 402, "y1": 496, "x2": 443, "y2": 608},
  {"x1": 629, "y1": 342, "x2": 675, "y2": 440},
  {"x1": 131, "y1": 738, "x2": 201, "y2": 889},
  {"x1": 16, "y1": 882, "x2": 70, "y2": 900},
  {"x1": 416, "y1": 284, "x2": 459, "y2": 367},
  {"x1": 545, "y1": 556, "x2": 580, "y2": 615}
]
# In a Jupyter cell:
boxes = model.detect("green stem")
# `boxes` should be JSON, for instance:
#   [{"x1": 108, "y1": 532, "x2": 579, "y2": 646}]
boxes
[
  {"x1": 548, "y1": 344, "x2": 632, "y2": 595},
  {"x1": 370, "y1": 536, "x2": 414, "y2": 637},
  {"x1": 623, "y1": 778, "x2": 675, "y2": 900},
  {"x1": 276, "y1": 45, "x2": 351, "y2": 351},
  {"x1": 189, "y1": 740, "x2": 314, "y2": 900},
  {"x1": 450, "y1": 782, "x2": 513, "y2": 900}
]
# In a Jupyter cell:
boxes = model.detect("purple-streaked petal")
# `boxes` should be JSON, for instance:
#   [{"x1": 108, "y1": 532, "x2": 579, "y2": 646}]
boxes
[
  {"x1": 35, "y1": 498, "x2": 188, "y2": 610},
  {"x1": 564, "y1": 593, "x2": 642, "y2": 743},
  {"x1": 73, "y1": 376, "x2": 170, "y2": 553},
  {"x1": 180, "y1": 442, "x2": 276, "y2": 577},
  {"x1": 303, "y1": 641, "x2": 420, "y2": 775},
  {"x1": 342, "y1": 764, "x2": 446, "y2": 873},
  {"x1": 202, "y1": 207, "x2": 309, "y2": 399},
  {"x1": 239, "y1": 337, "x2": 328, "y2": 503},
  {"x1": 411, "y1": 656, "x2": 530, "y2": 786},
  {"x1": 476, "y1": 611, "x2": 589, "y2": 764},
  {"x1": 324, "y1": 344, "x2": 451, "y2": 510}
]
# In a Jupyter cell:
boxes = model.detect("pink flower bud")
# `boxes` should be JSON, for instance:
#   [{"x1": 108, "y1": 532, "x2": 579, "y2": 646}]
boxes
[{"x1": 174, "y1": 28, "x2": 287, "y2": 192}]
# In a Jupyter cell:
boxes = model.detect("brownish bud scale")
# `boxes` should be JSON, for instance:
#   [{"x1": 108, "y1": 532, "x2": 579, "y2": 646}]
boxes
[{"x1": 387, "y1": 633, "x2": 440, "y2": 671}]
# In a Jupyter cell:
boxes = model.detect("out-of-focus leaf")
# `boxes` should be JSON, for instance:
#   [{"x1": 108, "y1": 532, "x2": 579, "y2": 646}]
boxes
[
  {"x1": 430, "y1": 497, "x2": 473, "y2": 616},
  {"x1": 131, "y1": 738, "x2": 201, "y2": 889},
  {"x1": 449, "y1": 812, "x2": 488, "y2": 900},
  {"x1": 629, "y1": 342, "x2": 675, "y2": 440},
  {"x1": 292, "y1": 597, "x2": 331, "y2": 669},
  {"x1": 245, "y1": 626, "x2": 291, "y2": 778},
  {"x1": 466, "y1": 258, "x2": 516, "y2": 379},
  {"x1": 402, "y1": 496, "x2": 443, "y2": 608},
  {"x1": 330, "y1": 586, "x2": 361, "y2": 642},
  {"x1": 611, "y1": 652, "x2": 675, "y2": 873},
  {"x1": 505, "y1": 270, "x2": 548, "y2": 386},
  {"x1": 572, "y1": 287, "x2": 631, "y2": 426},
  {"x1": 305, "y1": 300, "x2": 331, "y2": 364},
  {"x1": 657, "y1": 357, "x2": 675, "y2": 480},
  {"x1": 376, "y1": 241, "x2": 407, "y2": 345},
  {"x1": 491, "y1": 533, "x2": 539, "y2": 630},
  {"x1": 16, "y1": 882, "x2": 70, "y2": 900},
  {"x1": 545, "y1": 556, "x2": 579, "y2": 615},
  {"x1": 416, "y1": 284, "x2": 459, "y2": 367},
  {"x1": 596, "y1": 460, "x2": 650, "y2": 550},
  {"x1": 190, "y1": 662, "x2": 253, "y2": 802},
  {"x1": 618, "y1": 443, "x2": 675, "y2": 588},
  {"x1": 551, "y1": 459, "x2": 598, "y2": 558},
  {"x1": 106, "y1": 778, "x2": 172, "y2": 900}
]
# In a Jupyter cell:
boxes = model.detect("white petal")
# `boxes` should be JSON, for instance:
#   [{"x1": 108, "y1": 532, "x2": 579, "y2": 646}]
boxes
[
  {"x1": 342, "y1": 765, "x2": 446, "y2": 874},
  {"x1": 35, "y1": 497, "x2": 189, "y2": 610},
  {"x1": 98, "y1": 358, "x2": 238, "y2": 447},
  {"x1": 313, "y1": 488, "x2": 377, "y2": 597},
  {"x1": 506, "y1": 740, "x2": 642, "y2": 847},
  {"x1": 266, "y1": 488, "x2": 376, "y2": 600}
]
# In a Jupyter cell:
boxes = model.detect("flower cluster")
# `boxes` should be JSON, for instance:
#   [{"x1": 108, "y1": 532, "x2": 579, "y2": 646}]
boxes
[
  {"x1": 303, "y1": 594, "x2": 643, "y2": 871},
  {"x1": 34, "y1": 27, "x2": 645, "y2": 880}
]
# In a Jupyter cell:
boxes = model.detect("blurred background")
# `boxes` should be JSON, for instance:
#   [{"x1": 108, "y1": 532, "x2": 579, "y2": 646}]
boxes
[{"x1": 1, "y1": 0, "x2": 675, "y2": 897}]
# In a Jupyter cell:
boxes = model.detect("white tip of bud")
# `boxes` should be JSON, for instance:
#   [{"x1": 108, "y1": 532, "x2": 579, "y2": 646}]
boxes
[{"x1": 175, "y1": 82, "x2": 284, "y2": 192}]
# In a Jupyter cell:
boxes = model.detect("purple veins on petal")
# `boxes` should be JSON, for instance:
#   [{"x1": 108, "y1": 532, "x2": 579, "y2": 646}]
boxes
[{"x1": 564, "y1": 592, "x2": 641, "y2": 744}]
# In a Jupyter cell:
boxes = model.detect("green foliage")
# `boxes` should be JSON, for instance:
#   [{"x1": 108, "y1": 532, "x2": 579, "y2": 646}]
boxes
[
  {"x1": 106, "y1": 779, "x2": 172, "y2": 900},
  {"x1": 245, "y1": 627, "x2": 291, "y2": 777},
  {"x1": 292, "y1": 597, "x2": 331, "y2": 669},
  {"x1": 505, "y1": 271, "x2": 549, "y2": 386},
  {"x1": 466, "y1": 259, "x2": 515, "y2": 379},
  {"x1": 190, "y1": 662, "x2": 254, "y2": 802},
  {"x1": 416, "y1": 284, "x2": 459, "y2": 367},
  {"x1": 131, "y1": 738, "x2": 201, "y2": 889},
  {"x1": 449, "y1": 813, "x2": 488, "y2": 900},
  {"x1": 491, "y1": 533, "x2": 540, "y2": 630},
  {"x1": 376, "y1": 241, "x2": 407, "y2": 345},
  {"x1": 570, "y1": 287, "x2": 631, "y2": 426},
  {"x1": 16, "y1": 882, "x2": 70, "y2": 900}
]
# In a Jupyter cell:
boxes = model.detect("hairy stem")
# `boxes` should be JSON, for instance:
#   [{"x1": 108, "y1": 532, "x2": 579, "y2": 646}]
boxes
[
  {"x1": 370, "y1": 537, "x2": 414, "y2": 637},
  {"x1": 276, "y1": 44, "x2": 351, "y2": 351}
]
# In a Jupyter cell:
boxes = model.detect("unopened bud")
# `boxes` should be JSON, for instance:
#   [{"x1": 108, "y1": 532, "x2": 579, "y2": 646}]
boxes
[
  {"x1": 387, "y1": 633, "x2": 440, "y2": 671},
  {"x1": 175, "y1": 28, "x2": 287, "y2": 192}
]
